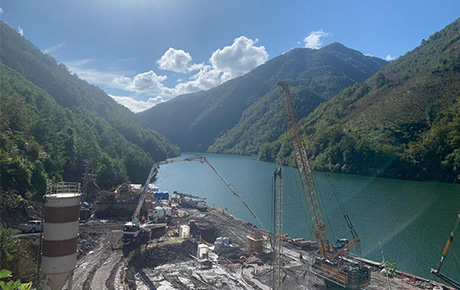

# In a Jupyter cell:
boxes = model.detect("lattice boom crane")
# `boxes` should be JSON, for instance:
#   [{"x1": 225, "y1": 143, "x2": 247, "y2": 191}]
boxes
[{"x1": 278, "y1": 81, "x2": 370, "y2": 289}]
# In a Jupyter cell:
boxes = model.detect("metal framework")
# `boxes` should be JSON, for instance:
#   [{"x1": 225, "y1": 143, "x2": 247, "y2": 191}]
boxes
[
  {"x1": 273, "y1": 167, "x2": 284, "y2": 290},
  {"x1": 431, "y1": 210, "x2": 460, "y2": 289},
  {"x1": 132, "y1": 156, "x2": 265, "y2": 228},
  {"x1": 277, "y1": 81, "x2": 369, "y2": 289},
  {"x1": 278, "y1": 80, "x2": 329, "y2": 256}
]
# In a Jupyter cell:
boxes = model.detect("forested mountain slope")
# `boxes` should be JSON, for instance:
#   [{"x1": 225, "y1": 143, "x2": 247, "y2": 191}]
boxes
[
  {"x1": 140, "y1": 43, "x2": 386, "y2": 153},
  {"x1": 0, "y1": 22, "x2": 179, "y2": 222},
  {"x1": 261, "y1": 18, "x2": 460, "y2": 182}
]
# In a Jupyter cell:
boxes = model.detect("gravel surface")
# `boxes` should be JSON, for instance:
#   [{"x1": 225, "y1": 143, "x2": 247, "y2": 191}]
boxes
[{"x1": 69, "y1": 208, "x2": 452, "y2": 290}]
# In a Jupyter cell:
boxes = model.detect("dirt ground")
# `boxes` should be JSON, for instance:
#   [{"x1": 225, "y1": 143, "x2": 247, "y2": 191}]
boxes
[
  {"x1": 72, "y1": 219, "x2": 126, "y2": 290},
  {"x1": 62, "y1": 207, "x2": 453, "y2": 290},
  {"x1": 129, "y1": 208, "x2": 451, "y2": 290}
]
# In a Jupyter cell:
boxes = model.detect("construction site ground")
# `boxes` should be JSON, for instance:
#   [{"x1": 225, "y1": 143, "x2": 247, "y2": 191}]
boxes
[{"x1": 73, "y1": 207, "x2": 452, "y2": 290}]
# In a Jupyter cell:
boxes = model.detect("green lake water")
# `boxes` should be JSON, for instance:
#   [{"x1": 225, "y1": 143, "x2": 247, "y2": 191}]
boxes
[{"x1": 155, "y1": 153, "x2": 460, "y2": 282}]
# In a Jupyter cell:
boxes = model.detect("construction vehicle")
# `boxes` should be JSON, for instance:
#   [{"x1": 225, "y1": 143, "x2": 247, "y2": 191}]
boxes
[
  {"x1": 278, "y1": 81, "x2": 370, "y2": 289},
  {"x1": 148, "y1": 206, "x2": 173, "y2": 222},
  {"x1": 122, "y1": 156, "x2": 264, "y2": 244},
  {"x1": 173, "y1": 191, "x2": 208, "y2": 211},
  {"x1": 431, "y1": 210, "x2": 460, "y2": 289}
]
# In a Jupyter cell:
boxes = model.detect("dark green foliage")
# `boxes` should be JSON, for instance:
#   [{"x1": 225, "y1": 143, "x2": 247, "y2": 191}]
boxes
[
  {"x1": 0, "y1": 21, "x2": 179, "y2": 221},
  {"x1": 140, "y1": 43, "x2": 386, "y2": 154},
  {"x1": 140, "y1": 75, "x2": 270, "y2": 152},
  {"x1": 0, "y1": 227, "x2": 37, "y2": 282},
  {"x1": 209, "y1": 86, "x2": 325, "y2": 155},
  {"x1": 265, "y1": 17, "x2": 460, "y2": 182}
]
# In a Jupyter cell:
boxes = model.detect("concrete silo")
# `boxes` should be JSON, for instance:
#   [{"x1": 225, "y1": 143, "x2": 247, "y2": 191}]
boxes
[{"x1": 41, "y1": 182, "x2": 81, "y2": 290}]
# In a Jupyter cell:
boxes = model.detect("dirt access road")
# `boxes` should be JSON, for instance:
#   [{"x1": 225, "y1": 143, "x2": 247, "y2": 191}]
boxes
[{"x1": 72, "y1": 220, "x2": 126, "y2": 290}]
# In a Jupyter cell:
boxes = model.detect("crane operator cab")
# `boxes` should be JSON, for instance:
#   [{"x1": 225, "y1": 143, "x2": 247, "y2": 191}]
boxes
[{"x1": 123, "y1": 221, "x2": 140, "y2": 242}]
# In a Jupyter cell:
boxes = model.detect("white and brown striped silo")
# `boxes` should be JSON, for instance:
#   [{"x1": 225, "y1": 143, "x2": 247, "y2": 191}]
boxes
[{"x1": 41, "y1": 182, "x2": 81, "y2": 290}]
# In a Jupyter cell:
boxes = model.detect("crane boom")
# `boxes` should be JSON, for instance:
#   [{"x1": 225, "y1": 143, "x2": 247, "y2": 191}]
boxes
[
  {"x1": 132, "y1": 156, "x2": 264, "y2": 229},
  {"x1": 131, "y1": 156, "x2": 206, "y2": 222},
  {"x1": 277, "y1": 81, "x2": 370, "y2": 289},
  {"x1": 278, "y1": 80, "x2": 329, "y2": 256},
  {"x1": 431, "y1": 210, "x2": 460, "y2": 289}
]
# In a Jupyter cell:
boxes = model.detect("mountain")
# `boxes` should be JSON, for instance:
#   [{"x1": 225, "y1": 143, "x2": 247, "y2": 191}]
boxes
[
  {"x1": 0, "y1": 21, "x2": 179, "y2": 222},
  {"x1": 139, "y1": 44, "x2": 387, "y2": 153},
  {"x1": 261, "y1": 18, "x2": 460, "y2": 182}
]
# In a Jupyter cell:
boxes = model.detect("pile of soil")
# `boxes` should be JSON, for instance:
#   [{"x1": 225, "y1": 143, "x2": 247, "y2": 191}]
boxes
[
  {"x1": 77, "y1": 220, "x2": 124, "y2": 259},
  {"x1": 137, "y1": 240, "x2": 198, "y2": 268},
  {"x1": 78, "y1": 231, "x2": 103, "y2": 258}
]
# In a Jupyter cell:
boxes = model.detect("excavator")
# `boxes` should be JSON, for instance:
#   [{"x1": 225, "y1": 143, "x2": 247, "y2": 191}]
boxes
[
  {"x1": 278, "y1": 81, "x2": 370, "y2": 289},
  {"x1": 122, "y1": 156, "x2": 264, "y2": 244}
]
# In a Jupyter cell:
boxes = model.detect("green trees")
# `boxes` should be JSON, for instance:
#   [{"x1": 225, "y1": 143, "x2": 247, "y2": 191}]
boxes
[
  {"x1": 262, "y1": 17, "x2": 460, "y2": 182},
  {"x1": 140, "y1": 43, "x2": 387, "y2": 154},
  {"x1": 0, "y1": 269, "x2": 32, "y2": 290},
  {"x1": 0, "y1": 227, "x2": 36, "y2": 284},
  {"x1": 0, "y1": 21, "x2": 180, "y2": 223}
]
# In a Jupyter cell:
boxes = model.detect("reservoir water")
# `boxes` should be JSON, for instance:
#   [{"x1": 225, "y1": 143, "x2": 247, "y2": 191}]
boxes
[{"x1": 155, "y1": 153, "x2": 460, "y2": 282}]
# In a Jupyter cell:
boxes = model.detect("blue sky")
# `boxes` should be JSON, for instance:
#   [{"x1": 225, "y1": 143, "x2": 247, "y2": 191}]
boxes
[{"x1": 2, "y1": 0, "x2": 460, "y2": 112}]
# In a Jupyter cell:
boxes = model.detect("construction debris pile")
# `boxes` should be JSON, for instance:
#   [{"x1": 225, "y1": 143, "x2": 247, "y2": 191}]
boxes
[{"x1": 136, "y1": 240, "x2": 198, "y2": 268}]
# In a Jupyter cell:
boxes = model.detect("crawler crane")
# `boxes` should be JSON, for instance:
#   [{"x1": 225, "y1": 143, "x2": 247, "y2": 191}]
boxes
[{"x1": 278, "y1": 81, "x2": 370, "y2": 289}]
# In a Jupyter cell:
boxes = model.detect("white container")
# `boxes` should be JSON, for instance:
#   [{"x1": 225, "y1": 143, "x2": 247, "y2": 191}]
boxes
[
  {"x1": 179, "y1": 225, "x2": 190, "y2": 238},
  {"x1": 197, "y1": 244, "x2": 208, "y2": 259}
]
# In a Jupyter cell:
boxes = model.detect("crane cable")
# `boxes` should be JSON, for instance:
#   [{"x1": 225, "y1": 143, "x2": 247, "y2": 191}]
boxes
[
  {"x1": 325, "y1": 173, "x2": 362, "y2": 257},
  {"x1": 325, "y1": 173, "x2": 358, "y2": 239},
  {"x1": 292, "y1": 164, "x2": 314, "y2": 238},
  {"x1": 202, "y1": 158, "x2": 266, "y2": 230}
]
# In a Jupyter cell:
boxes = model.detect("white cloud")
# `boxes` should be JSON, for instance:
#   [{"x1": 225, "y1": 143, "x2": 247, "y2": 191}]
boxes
[
  {"x1": 18, "y1": 27, "x2": 24, "y2": 37},
  {"x1": 304, "y1": 29, "x2": 330, "y2": 49},
  {"x1": 44, "y1": 42, "x2": 65, "y2": 54},
  {"x1": 64, "y1": 35, "x2": 270, "y2": 112},
  {"x1": 112, "y1": 75, "x2": 132, "y2": 89},
  {"x1": 157, "y1": 48, "x2": 203, "y2": 73},
  {"x1": 210, "y1": 36, "x2": 269, "y2": 82},
  {"x1": 385, "y1": 54, "x2": 396, "y2": 61},
  {"x1": 125, "y1": 70, "x2": 167, "y2": 94},
  {"x1": 110, "y1": 94, "x2": 165, "y2": 113},
  {"x1": 66, "y1": 59, "x2": 130, "y2": 88},
  {"x1": 172, "y1": 65, "x2": 221, "y2": 95},
  {"x1": 0, "y1": 8, "x2": 4, "y2": 14}
]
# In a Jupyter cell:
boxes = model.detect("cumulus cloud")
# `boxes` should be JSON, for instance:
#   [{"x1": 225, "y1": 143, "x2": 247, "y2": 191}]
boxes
[
  {"x1": 0, "y1": 8, "x2": 4, "y2": 14},
  {"x1": 304, "y1": 29, "x2": 330, "y2": 49},
  {"x1": 110, "y1": 94, "x2": 166, "y2": 113},
  {"x1": 172, "y1": 65, "x2": 221, "y2": 95},
  {"x1": 65, "y1": 35, "x2": 269, "y2": 112},
  {"x1": 210, "y1": 36, "x2": 269, "y2": 82},
  {"x1": 385, "y1": 54, "x2": 396, "y2": 61},
  {"x1": 157, "y1": 48, "x2": 203, "y2": 73},
  {"x1": 44, "y1": 42, "x2": 65, "y2": 54},
  {"x1": 124, "y1": 70, "x2": 167, "y2": 94},
  {"x1": 18, "y1": 27, "x2": 24, "y2": 37}
]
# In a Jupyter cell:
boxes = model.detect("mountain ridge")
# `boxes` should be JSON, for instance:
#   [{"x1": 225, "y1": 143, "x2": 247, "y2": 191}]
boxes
[
  {"x1": 0, "y1": 21, "x2": 180, "y2": 203},
  {"x1": 140, "y1": 43, "x2": 387, "y2": 154},
  {"x1": 261, "y1": 17, "x2": 460, "y2": 182}
]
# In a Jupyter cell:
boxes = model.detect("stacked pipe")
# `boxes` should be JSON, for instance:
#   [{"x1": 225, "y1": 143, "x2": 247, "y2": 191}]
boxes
[{"x1": 41, "y1": 182, "x2": 81, "y2": 290}]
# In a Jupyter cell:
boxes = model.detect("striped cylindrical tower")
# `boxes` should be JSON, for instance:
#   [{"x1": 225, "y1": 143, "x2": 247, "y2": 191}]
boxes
[{"x1": 41, "y1": 182, "x2": 81, "y2": 290}]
